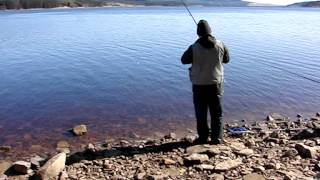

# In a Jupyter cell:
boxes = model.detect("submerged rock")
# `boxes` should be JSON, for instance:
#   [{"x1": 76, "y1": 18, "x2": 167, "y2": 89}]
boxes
[
  {"x1": 37, "y1": 153, "x2": 66, "y2": 180},
  {"x1": 72, "y1": 125, "x2": 87, "y2": 136},
  {"x1": 56, "y1": 141, "x2": 70, "y2": 154}
]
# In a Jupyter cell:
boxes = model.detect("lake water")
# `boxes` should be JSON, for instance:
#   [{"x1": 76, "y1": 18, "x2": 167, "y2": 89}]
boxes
[{"x1": 0, "y1": 7, "x2": 320, "y2": 159}]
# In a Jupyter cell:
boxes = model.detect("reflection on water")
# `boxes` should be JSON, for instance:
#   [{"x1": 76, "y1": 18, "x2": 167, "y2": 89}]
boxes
[{"x1": 0, "y1": 7, "x2": 320, "y2": 159}]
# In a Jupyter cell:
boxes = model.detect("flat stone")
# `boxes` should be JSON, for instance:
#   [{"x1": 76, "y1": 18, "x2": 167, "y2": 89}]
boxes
[
  {"x1": 0, "y1": 161, "x2": 12, "y2": 174},
  {"x1": 194, "y1": 164, "x2": 215, "y2": 171},
  {"x1": 235, "y1": 149, "x2": 254, "y2": 156},
  {"x1": 295, "y1": 143, "x2": 317, "y2": 159},
  {"x1": 215, "y1": 158, "x2": 242, "y2": 171},
  {"x1": 184, "y1": 153, "x2": 209, "y2": 166},
  {"x1": 161, "y1": 158, "x2": 176, "y2": 165},
  {"x1": 37, "y1": 153, "x2": 66, "y2": 179},
  {"x1": 72, "y1": 125, "x2": 87, "y2": 136},
  {"x1": 206, "y1": 147, "x2": 221, "y2": 156},
  {"x1": 13, "y1": 161, "x2": 31, "y2": 174},
  {"x1": 229, "y1": 142, "x2": 246, "y2": 152},
  {"x1": 243, "y1": 173, "x2": 265, "y2": 180},
  {"x1": 186, "y1": 145, "x2": 207, "y2": 155}
]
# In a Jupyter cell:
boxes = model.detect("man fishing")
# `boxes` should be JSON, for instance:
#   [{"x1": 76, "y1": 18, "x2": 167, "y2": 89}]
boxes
[{"x1": 181, "y1": 20, "x2": 230, "y2": 144}]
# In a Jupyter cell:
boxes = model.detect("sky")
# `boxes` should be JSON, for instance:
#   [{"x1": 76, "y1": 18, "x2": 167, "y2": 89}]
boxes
[{"x1": 243, "y1": 0, "x2": 312, "y2": 5}]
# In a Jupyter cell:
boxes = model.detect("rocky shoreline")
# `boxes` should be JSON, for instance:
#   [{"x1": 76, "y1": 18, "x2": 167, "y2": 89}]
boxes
[{"x1": 1, "y1": 112, "x2": 320, "y2": 180}]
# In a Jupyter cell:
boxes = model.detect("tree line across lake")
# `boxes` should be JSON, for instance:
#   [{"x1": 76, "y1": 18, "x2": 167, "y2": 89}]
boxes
[{"x1": 0, "y1": 0, "x2": 107, "y2": 9}]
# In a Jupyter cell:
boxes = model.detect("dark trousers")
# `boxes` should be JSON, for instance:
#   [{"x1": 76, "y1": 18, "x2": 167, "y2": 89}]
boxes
[{"x1": 193, "y1": 84, "x2": 223, "y2": 143}]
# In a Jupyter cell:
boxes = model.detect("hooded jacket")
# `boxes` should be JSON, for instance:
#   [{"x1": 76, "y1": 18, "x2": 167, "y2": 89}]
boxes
[{"x1": 181, "y1": 35, "x2": 230, "y2": 87}]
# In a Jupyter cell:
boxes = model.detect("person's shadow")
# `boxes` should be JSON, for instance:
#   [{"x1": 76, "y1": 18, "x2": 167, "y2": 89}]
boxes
[{"x1": 66, "y1": 140, "x2": 193, "y2": 165}]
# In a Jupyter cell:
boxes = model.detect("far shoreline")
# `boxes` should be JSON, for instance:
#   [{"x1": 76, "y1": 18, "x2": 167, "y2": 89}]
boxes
[{"x1": 0, "y1": 5, "x2": 318, "y2": 13}]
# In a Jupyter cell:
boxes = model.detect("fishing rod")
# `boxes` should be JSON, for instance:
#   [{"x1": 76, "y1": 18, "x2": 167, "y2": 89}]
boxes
[{"x1": 181, "y1": 0, "x2": 197, "y2": 25}]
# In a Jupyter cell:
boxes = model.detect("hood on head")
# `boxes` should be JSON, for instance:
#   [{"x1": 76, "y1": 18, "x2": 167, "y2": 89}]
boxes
[{"x1": 197, "y1": 20, "x2": 212, "y2": 37}]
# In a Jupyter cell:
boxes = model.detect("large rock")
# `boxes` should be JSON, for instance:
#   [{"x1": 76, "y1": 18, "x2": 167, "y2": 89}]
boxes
[
  {"x1": 295, "y1": 143, "x2": 318, "y2": 159},
  {"x1": 161, "y1": 158, "x2": 176, "y2": 165},
  {"x1": 184, "y1": 153, "x2": 209, "y2": 166},
  {"x1": 186, "y1": 144, "x2": 223, "y2": 156},
  {"x1": 0, "y1": 161, "x2": 12, "y2": 174},
  {"x1": 215, "y1": 158, "x2": 242, "y2": 171},
  {"x1": 37, "y1": 153, "x2": 66, "y2": 180},
  {"x1": 72, "y1": 125, "x2": 87, "y2": 136},
  {"x1": 243, "y1": 173, "x2": 265, "y2": 180},
  {"x1": 186, "y1": 145, "x2": 208, "y2": 155},
  {"x1": 13, "y1": 161, "x2": 31, "y2": 174}
]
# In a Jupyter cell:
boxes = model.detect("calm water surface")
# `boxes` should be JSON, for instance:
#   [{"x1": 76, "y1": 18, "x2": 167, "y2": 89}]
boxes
[{"x1": 0, "y1": 7, "x2": 320, "y2": 159}]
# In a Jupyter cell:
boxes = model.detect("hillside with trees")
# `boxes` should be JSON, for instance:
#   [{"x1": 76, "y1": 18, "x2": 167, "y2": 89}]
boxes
[{"x1": 0, "y1": 0, "x2": 248, "y2": 10}]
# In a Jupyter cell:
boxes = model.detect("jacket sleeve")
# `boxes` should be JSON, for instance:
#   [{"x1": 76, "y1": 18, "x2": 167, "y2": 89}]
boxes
[
  {"x1": 181, "y1": 45, "x2": 193, "y2": 65},
  {"x1": 223, "y1": 43, "x2": 230, "y2": 64}
]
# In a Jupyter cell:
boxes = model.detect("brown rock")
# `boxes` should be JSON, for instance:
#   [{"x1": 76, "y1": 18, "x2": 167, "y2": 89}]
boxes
[
  {"x1": 161, "y1": 158, "x2": 175, "y2": 165},
  {"x1": 186, "y1": 145, "x2": 207, "y2": 155},
  {"x1": 184, "y1": 154, "x2": 209, "y2": 166},
  {"x1": 13, "y1": 161, "x2": 31, "y2": 174},
  {"x1": 56, "y1": 141, "x2": 70, "y2": 154},
  {"x1": 215, "y1": 158, "x2": 242, "y2": 171},
  {"x1": 243, "y1": 173, "x2": 265, "y2": 180},
  {"x1": 72, "y1": 125, "x2": 87, "y2": 136},
  {"x1": 37, "y1": 153, "x2": 66, "y2": 180}
]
